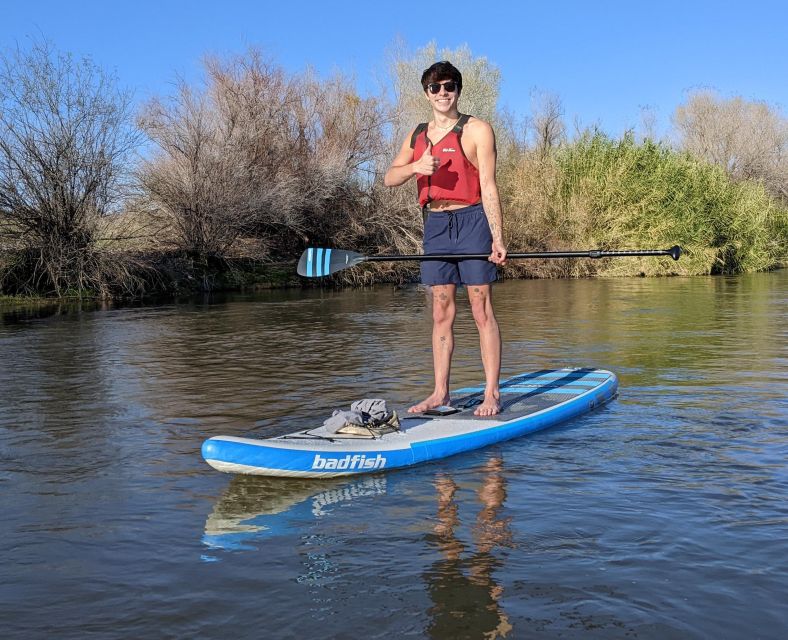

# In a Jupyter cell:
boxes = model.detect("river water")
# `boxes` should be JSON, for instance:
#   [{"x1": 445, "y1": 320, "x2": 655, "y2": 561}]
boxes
[{"x1": 1, "y1": 271, "x2": 786, "y2": 639}]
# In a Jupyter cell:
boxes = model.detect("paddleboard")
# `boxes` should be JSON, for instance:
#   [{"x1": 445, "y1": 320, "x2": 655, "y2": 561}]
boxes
[{"x1": 201, "y1": 368, "x2": 618, "y2": 477}]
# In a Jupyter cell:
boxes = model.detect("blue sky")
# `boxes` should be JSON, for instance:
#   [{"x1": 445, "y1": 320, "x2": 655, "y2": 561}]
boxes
[{"x1": 3, "y1": 0, "x2": 786, "y2": 137}]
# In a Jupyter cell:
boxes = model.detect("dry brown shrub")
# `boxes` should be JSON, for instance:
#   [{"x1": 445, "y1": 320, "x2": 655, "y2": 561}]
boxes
[
  {"x1": 494, "y1": 93, "x2": 596, "y2": 278},
  {"x1": 138, "y1": 53, "x2": 301, "y2": 259},
  {"x1": 138, "y1": 51, "x2": 392, "y2": 271},
  {"x1": 498, "y1": 150, "x2": 598, "y2": 279}
]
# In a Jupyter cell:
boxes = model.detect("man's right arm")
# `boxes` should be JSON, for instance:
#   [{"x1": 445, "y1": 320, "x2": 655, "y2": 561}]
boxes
[{"x1": 384, "y1": 130, "x2": 437, "y2": 187}]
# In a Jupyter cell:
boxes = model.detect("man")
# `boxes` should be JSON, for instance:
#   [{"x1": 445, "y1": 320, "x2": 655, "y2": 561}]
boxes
[{"x1": 384, "y1": 61, "x2": 507, "y2": 417}]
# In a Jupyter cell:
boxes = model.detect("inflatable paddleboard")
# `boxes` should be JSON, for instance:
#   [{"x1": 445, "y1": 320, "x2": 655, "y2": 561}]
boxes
[{"x1": 201, "y1": 368, "x2": 618, "y2": 477}]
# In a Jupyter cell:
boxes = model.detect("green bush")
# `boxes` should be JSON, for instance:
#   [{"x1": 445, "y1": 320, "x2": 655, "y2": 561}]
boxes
[{"x1": 499, "y1": 132, "x2": 788, "y2": 277}]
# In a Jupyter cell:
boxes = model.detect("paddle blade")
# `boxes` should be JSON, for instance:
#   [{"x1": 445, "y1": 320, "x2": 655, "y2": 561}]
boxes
[
  {"x1": 297, "y1": 248, "x2": 366, "y2": 277},
  {"x1": 669, "y1": 245, "x2": 682, "y2": 261}
]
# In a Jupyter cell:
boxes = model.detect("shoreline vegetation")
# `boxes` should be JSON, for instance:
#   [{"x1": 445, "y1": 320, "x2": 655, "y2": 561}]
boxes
[{"x1": 1, "y1": 42, "x2": 787, "y2": 301}]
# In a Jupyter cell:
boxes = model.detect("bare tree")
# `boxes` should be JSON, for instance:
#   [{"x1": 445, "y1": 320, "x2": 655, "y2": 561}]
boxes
[
  {"x1": 674, "y1": 91, "x2": 788, "y2": 200},
  {"x1": 529, "y1": 91, "x2": 566, "y2": 158},
  {"x1": 138, "y1": 51, "x2": 390, "y2": 263},
  {"x1": 139, "y1": 54, "x2": 298, "y2": 259},
  {"x1": 0, "y1": 41, "x2": 140, "y2": 296},
  {"x1": 638, "y1": 105, "x2": 660, "y2": 142}
]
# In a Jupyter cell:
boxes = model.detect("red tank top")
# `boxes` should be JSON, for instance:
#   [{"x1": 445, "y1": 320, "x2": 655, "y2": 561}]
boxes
[{"x1": 411, "y1": 115, "x2": 482, "y2": 207}]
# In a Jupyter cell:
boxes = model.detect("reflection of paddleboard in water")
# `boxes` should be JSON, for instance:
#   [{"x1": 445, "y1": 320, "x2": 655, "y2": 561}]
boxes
[
  {"x1": 203, "y1": 475, "x2": 388, "y2": 550},
  {"x1": 201, "y1": 369, "x2": 618, "y2": 478}
]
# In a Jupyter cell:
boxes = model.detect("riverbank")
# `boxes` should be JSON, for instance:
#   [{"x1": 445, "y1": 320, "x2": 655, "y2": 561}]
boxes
[
  {"x1": 0, "y1": 253, "x2": 307, "y2": 303},
  {"x1": 3, "y1": 132, "x2": 787, "y2": 302},
  {"x1": 2, "y1": 252, "x2": 786, "y2": 305},
  {"x1": 3, "y1": 130, "x2": 787, "y2": 301}
]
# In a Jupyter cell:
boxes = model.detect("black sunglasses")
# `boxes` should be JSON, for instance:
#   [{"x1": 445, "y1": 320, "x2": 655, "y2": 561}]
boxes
[{"x1": 427, "y1": 81, "x2": 458, "y2": 94}]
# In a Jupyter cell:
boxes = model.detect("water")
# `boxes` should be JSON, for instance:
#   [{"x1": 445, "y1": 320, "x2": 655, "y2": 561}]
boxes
[{"x1": 1, "y1": 271, "x2": 786, "y2": 639}]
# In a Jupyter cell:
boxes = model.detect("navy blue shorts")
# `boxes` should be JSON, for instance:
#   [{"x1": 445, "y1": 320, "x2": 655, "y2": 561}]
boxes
[{"x1": 421, "y1": 203, "x2": 498, "y2": 286}]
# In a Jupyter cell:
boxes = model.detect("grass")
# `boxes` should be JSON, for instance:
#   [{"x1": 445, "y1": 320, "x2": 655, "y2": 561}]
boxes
[{"x1": 498, "y1": 132, "x2": 788, "y2": 279}]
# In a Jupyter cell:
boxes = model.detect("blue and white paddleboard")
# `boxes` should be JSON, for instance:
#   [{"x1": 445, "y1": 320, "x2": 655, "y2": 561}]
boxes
[{"x1": 201, "y1": 368, "x2": 618, "y2": 477}]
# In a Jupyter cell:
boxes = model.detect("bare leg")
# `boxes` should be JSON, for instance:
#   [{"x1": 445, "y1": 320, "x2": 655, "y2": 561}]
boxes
[
  {"x1": 468, "y1": 284, "x2": 501, "y2": 416},
  {"x1": 409, "y1": 284, "x2": 456, "y2": 413}
]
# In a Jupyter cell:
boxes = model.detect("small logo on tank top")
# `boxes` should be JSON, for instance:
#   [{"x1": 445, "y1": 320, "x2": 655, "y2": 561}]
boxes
[{"x1": 442, "y1": 147, "x2": 456, "y2": 153}]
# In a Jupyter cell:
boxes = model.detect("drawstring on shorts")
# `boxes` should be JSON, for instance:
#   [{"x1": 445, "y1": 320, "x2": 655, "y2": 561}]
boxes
[
  {"x1": 446, "y1": 210, "x2": 457, "y2": 242},
  {"x1": 423, "y1": 207, "x2": 460, "y2": 242}
]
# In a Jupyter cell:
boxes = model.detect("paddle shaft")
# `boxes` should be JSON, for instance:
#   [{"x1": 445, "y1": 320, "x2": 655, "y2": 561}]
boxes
[
  {"x1": 362, "y1": 247, "x2": 681, "y2": 262},
  {"x1": 297, "y1": 245, "x2": 682, "y2": 277}
]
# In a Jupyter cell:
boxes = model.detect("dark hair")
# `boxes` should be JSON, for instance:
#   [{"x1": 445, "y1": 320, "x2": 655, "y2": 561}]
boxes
[{"x1": 420, "y1": 61, "x2": 462, "y2": 94}]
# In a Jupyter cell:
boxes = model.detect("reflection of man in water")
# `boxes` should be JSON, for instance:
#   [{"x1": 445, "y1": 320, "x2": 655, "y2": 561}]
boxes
[{"x1": 424, "y1": 456, "x2": 513, "y2": 639}]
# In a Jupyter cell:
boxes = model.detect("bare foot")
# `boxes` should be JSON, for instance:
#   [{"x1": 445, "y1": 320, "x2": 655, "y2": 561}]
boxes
[
  {"x1": 474, "y1": 393, "x2": 501, "y2": 417},
  {"x1": 408, "y1": 392, "x2": 450, "y2": 414}
]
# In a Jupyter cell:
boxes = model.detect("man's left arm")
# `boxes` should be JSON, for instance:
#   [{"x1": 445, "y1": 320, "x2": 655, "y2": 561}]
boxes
[{"x1": 474, "y1": 122, "x2": 507, "y2": 264}]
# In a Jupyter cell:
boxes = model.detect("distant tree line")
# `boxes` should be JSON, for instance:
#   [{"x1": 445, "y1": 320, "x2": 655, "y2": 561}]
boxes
[{"x1": 0, "y1": 40, "x2": 786, "y2": 298}]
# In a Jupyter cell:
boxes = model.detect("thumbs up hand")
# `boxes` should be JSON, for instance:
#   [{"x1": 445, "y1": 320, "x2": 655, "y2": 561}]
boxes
[{"x1": 413, "y1": 140, "x2": 440, "y2": 176}]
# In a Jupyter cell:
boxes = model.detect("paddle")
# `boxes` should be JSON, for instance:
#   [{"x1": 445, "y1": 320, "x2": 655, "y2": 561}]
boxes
[{"x1": 297, "y1": 245, "x2": 682, "y2": 277}]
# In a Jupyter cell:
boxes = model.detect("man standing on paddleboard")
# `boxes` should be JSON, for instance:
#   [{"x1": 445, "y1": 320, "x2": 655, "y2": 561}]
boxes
[{"x1": 384, "y1": 61, "x2": 508, "y2": 417}]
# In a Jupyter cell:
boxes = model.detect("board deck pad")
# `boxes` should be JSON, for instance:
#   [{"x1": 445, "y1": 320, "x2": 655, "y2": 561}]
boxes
[
  {"x1": 449, "y1": 369, "x2": 613, "y2": 419},
  {"x1": 202, "y1": 368, "x2": 618, "y2": 477}
]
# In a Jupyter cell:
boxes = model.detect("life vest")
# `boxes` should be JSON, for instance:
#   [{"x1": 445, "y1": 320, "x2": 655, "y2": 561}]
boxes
[{"x1": 410, "y1": 114, "x2": 482, "y2": 208}]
